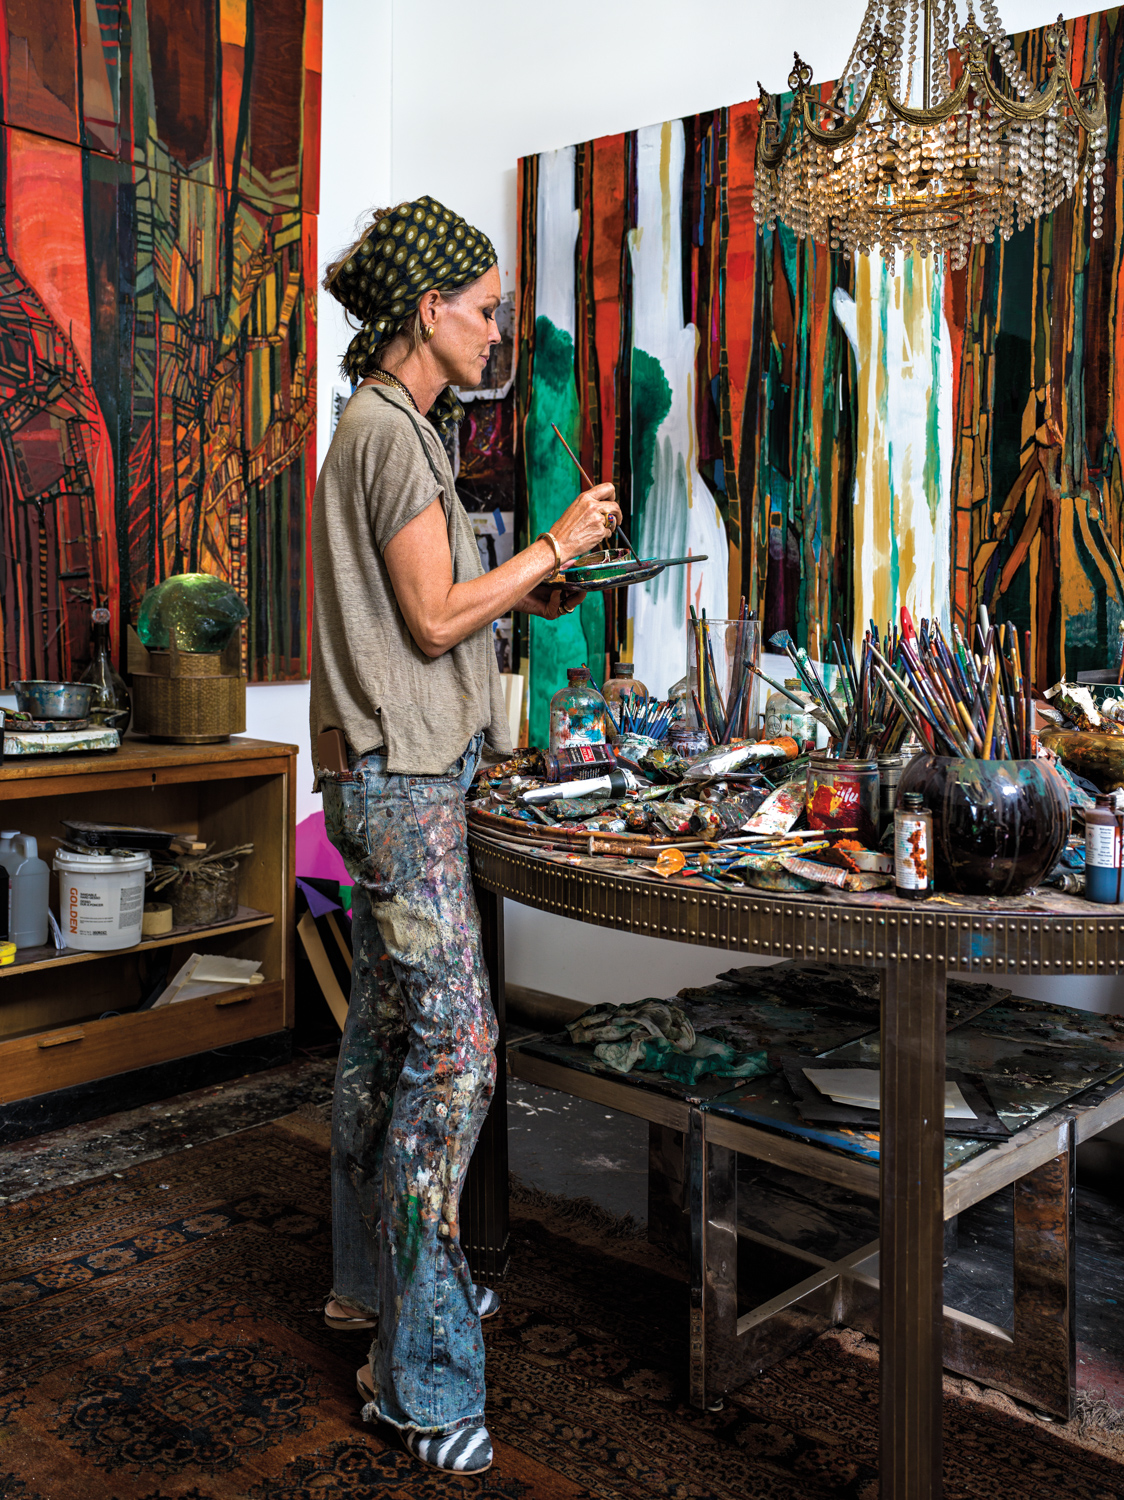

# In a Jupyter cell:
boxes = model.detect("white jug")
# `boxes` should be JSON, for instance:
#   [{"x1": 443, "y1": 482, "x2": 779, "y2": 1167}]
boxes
[{"x1": 0, "y1": 831, "x2": 50, "y2": 948}]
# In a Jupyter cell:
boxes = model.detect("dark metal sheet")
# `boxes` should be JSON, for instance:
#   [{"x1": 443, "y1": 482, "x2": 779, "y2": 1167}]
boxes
[
  {"x1": 779, "y1": 1060, "x2": 1011, "y2": 1138},
  {"x1": 826, "y1": 997, "x2": 1124, "y2": 1135}
]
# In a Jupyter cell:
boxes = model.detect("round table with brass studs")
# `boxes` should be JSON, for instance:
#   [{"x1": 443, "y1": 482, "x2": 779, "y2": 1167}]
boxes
[{"x1": 461, "y1": 830, "x2": 1124, "y2": 1500}]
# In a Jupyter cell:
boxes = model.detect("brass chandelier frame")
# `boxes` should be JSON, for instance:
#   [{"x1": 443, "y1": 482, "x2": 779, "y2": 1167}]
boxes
[{"x1": 755, "y1": 4, "x2": 1107, "y2": 247}]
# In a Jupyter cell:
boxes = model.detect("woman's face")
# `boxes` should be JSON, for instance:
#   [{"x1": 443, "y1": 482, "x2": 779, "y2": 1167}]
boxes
[{"x1": 430, "y1": 265, "x2": 502, "y2": 388}]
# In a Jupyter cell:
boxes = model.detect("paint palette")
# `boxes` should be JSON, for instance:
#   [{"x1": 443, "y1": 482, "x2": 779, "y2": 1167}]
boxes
[{"x1": 562, "y1": 552, "x2": 707, "y2": 591}]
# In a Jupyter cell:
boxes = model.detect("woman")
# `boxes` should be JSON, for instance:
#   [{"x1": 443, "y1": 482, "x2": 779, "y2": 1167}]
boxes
[{"x1": 310, "y1": 196, "x2": 620, "y2": 1477}]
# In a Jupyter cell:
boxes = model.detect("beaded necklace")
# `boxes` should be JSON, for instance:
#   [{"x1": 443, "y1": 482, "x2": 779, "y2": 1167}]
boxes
[{"x1": 368, "y1": 368, "x2": 419, "y2": 411}]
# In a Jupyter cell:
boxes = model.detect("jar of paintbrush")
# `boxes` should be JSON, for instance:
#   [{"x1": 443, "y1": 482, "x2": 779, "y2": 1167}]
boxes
[
  {"x1": 687, "y1": 608, "x2": 762, "y2": 746},
  {"x1": 887, "y1": 608, "x2": 1069, "y2": 896}
]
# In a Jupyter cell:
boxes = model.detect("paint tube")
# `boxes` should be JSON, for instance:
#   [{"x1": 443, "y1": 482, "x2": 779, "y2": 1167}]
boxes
[
  {"x1": 682, "y1": 737, "x2": 800, "y2": 781},
  {"x1": 688, "y1": 798, "x2": 765, "y2": 840},
  {"x1": 744, "y1": 784, "x2": 805, "y2": 835},
  {"x1": 522, "y1": 768, "x2": 635, "y2": 805}
]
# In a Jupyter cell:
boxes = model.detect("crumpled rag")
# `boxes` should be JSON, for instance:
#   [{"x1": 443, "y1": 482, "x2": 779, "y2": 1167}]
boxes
[{"x1": 566, "y1": 998, "x2": 770, "y2": 1085}]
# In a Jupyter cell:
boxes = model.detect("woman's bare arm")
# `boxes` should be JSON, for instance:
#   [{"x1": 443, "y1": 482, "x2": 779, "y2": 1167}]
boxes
[{"x1": 385, "y1": 482, "x2": 619, "y2": 657}]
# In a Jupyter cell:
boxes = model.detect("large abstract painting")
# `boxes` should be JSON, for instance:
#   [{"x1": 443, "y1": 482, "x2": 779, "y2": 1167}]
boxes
[
  {"x1": 0, "y1": 0, "x2": 320, "y2": 686},
  {"x1": 516, "y1": 9, "x2": 1124, "y2": 745}
]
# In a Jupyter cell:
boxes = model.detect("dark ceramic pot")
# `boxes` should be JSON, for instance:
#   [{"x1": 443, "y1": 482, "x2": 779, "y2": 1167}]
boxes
[{"x1": 896, "y1": 754, "x2": 1070, "y2": 897}]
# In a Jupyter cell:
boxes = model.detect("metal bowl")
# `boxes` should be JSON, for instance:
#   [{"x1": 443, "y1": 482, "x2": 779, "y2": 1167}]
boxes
[
  {"x1": 1039, "y1": 727, "x2": 1124, "y2": 792},
  {"x1": 10, "y1": 680, "x2": 95, "y2": 720}
]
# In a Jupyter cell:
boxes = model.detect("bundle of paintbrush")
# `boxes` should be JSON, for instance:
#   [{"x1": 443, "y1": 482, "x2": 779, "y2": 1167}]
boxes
[
  {"x1": 689, "y1": 601, "x2": 759, "y2": 745},
  {"x1": 830, "y1": 622, "x2": 914, "y2": 758},
  {"x1": 609, "y1": 696, "x2": 674, "y2": 740},
  {"x1": 862, "y1": 606, "x2": 1036, "y2": 760}
]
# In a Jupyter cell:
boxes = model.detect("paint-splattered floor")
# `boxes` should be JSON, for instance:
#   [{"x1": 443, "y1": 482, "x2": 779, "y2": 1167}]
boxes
[
  {"x1": 507, "y1": 1076, "x2": 649, "y2": 1222},
  {"x1": 0, "y1": 1053, "x2": 337, "y2": 1206}
]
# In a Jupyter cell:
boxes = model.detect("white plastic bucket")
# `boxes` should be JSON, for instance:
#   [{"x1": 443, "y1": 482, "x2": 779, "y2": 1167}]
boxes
[{"x1": 53, "y1": 849, "x2": 152, "y2": 951}]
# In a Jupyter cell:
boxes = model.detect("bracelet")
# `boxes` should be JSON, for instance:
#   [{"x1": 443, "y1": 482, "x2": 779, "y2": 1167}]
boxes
[{"x1": 536, "y1": 530, "x2": 563, "y2": 581}]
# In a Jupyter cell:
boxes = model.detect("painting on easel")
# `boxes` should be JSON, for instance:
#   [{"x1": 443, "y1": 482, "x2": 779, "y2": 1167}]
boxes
[
  {"x1": 516, "y1": 10, "x2": 1124, "y2": 745},
  {"x1": 0, "y1": 0, "x2": 321, "y2": 687}
]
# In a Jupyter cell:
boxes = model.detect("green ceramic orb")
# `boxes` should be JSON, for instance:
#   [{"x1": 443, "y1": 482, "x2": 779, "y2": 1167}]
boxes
[{"x1": 136, "y1": 573, "x2": 248, "y2": 653}]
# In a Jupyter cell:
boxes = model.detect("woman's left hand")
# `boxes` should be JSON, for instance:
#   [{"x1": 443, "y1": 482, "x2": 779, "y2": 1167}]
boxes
[{"x1": 517, "y1": 583, "x2": 588, "y2": 620}]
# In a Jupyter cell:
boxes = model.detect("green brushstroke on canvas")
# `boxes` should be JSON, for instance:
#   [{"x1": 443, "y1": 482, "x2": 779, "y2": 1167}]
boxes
[
  {"x1": 630, "y1": 348, "x2": 673, "y2": 530},
  {"x1": 525, "y1": 315, "x2": 604, "y2": 746}
]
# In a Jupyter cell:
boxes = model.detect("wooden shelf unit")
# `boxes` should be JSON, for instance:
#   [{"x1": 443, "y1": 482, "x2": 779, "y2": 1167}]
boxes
[
  {"x1": 1, "y1": 906, "x2": 274, "y2": 976},
  {"x1": 0, "y1": 737, "x2": 296, "y2": 1107}
]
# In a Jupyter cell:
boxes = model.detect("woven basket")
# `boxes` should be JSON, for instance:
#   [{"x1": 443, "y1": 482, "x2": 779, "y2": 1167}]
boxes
[{"x1": 133, "y1": 670, "x2": 246, "y2": 742}]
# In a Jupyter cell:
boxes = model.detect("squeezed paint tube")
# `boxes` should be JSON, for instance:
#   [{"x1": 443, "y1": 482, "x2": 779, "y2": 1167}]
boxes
[{"x1": 522, "y1": 768, "x2": 636, "y2": 805}]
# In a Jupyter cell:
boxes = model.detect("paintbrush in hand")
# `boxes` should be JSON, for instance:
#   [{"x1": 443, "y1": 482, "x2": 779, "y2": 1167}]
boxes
[{"x1": 550, "y1": 423, "x2": 638, "y2": 561}]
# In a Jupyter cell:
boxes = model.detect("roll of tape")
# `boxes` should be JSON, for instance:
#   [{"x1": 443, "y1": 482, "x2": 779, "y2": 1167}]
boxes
[
  {"x1": 142, "y1": 903, "x2": 173, "y2": 936},
  {"x1": 0, "y1": 940, "x2": 15, "y2": 965}
]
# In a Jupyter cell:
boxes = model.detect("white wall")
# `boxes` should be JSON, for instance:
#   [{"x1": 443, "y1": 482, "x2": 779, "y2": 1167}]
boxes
[{"x1": 244, "y1": 0, "x2": 1123, "y2": 1013}]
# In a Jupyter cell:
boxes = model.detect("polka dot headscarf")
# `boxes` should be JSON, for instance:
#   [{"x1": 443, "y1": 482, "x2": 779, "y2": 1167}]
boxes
[{"x1": 329, "y1": 195, "x2": 497, "y2": 433}]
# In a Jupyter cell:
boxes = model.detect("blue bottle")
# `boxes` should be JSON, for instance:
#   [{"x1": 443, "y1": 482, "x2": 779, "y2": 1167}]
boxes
[{"x1": 1085, "y1": 795, "x2": 1123, "y2": 904}]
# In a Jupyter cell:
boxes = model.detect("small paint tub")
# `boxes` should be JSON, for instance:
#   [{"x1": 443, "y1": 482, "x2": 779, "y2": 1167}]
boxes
[
  {"x1": 806, "y1": 755, "x2": 879, "y2": 846},
  {"x1": 53, "y1": 848, "x2": 152, "y2": 951}
]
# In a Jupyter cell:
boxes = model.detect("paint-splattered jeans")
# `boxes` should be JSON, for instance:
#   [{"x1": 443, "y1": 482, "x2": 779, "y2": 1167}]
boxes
[{"x1": 321, "y1": 731, "x2": 495, "y2": 1436}]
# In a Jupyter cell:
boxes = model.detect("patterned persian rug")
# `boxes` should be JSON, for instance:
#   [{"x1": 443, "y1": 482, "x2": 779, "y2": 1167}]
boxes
[{"x1": 1, "y1": 1112, "x2": 1123, "y2": 1500}]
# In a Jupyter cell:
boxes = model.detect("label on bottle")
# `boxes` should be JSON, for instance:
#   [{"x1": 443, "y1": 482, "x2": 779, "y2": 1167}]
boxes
[
  {"x1": 548, "y1": 743, "x2": 615, "y2": 781},
  {"x1": 1087, "y1": 822, "x2": 1121, "y2": 869},
  {"x1": 894, "y1": 815, "x2": 931, "y2": 891}
]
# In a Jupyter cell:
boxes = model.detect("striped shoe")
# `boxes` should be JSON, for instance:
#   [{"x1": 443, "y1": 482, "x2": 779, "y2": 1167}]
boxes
[
  {"x1": 476, "y1": 1285, "x2": 501, "y2": 1321},
  {"x1": 403, "y1": 1424, "x2": 493, "y2": 1475}
]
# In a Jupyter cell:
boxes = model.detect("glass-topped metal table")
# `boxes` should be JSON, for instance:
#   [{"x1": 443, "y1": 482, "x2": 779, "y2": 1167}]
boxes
[{"x1": 462, "y1": 829, "x2": 1124, "y2": 1500}]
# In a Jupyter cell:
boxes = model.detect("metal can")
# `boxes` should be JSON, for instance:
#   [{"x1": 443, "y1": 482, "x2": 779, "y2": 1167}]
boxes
[
  {"x1": 806, "y1": 754, "x2": 879, "y2": 845},
  {"x1": 877, "y1": 753, "x2": 907, "y2": 837}
]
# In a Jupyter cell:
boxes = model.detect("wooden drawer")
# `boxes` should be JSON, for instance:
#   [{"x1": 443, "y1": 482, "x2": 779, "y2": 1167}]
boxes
[{"x1": 0, "y1": 982, "x2": 285, "y2": 1104}]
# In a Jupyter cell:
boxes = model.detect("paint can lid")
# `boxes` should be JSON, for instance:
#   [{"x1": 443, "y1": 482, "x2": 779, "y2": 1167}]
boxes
[{"x1": 52, "y1": 849, "x2": 152, "y2": 873}]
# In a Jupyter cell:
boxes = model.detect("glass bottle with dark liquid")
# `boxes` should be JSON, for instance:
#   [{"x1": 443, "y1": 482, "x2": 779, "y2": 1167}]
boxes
[{"x1": 80, "y1": 606, "x2": 132, "y2": 733}]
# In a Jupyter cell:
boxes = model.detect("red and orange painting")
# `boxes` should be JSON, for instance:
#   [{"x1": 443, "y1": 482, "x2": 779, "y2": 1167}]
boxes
[{"x1": 0, "y1": 0, "x2": 321, "y2": 685}]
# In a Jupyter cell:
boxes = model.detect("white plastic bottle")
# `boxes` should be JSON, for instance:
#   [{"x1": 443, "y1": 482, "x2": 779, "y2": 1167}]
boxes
[{"x1": 0, "y1": 831, "x2": 50, "y2": 948}]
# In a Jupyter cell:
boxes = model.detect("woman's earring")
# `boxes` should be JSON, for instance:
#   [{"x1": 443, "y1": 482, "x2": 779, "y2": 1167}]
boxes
[{"x1": 423, "y1": 323, "x2": 435, "y2": 341}]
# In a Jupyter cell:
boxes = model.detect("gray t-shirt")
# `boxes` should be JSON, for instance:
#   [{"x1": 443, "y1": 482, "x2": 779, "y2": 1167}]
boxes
[{"x1": 309, "y1": 382, "x2": 512, "y2": 777}]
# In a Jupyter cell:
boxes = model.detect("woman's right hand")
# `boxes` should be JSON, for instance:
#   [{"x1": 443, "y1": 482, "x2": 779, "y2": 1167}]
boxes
[{"x1": 550, "y1": 483, "x2": 621, "y2": 564}]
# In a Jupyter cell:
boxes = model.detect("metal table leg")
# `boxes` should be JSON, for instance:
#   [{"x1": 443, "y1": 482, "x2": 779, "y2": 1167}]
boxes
[
  {"x1": 1011, "y1": 1119, "x2": 1077, "y2": 1417},
  {"x1": 941, "y1": 1117, "x2": 1076, "y2": 1417},
  {"x1": 880, "y1": 955, "x2": 946, "y2": 1500}
]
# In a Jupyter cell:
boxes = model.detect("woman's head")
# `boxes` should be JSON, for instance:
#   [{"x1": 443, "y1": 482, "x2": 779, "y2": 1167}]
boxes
[{"x1": 324, "y1": 196, "x2": 499, "y2": 428}]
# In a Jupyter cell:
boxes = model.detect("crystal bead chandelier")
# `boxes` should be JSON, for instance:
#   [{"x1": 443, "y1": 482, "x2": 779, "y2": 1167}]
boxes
[{"x1": 753, "y1": 2, "x2": 1107, "y2": 266}]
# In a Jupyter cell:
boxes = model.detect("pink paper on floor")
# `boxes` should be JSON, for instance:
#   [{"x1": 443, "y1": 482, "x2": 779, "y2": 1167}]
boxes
[{"x1": 295, "y1": 811, "x2": 350, "y2": 884}]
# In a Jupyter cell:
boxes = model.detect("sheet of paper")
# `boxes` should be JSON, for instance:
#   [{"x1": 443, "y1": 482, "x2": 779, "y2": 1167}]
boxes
[
  {"x1": 802, "y1": 1067, "x2": 977, "y2": 1119},
  {"x1": 153, "y1": 952, "x2": 263, "y2": 1007}
]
